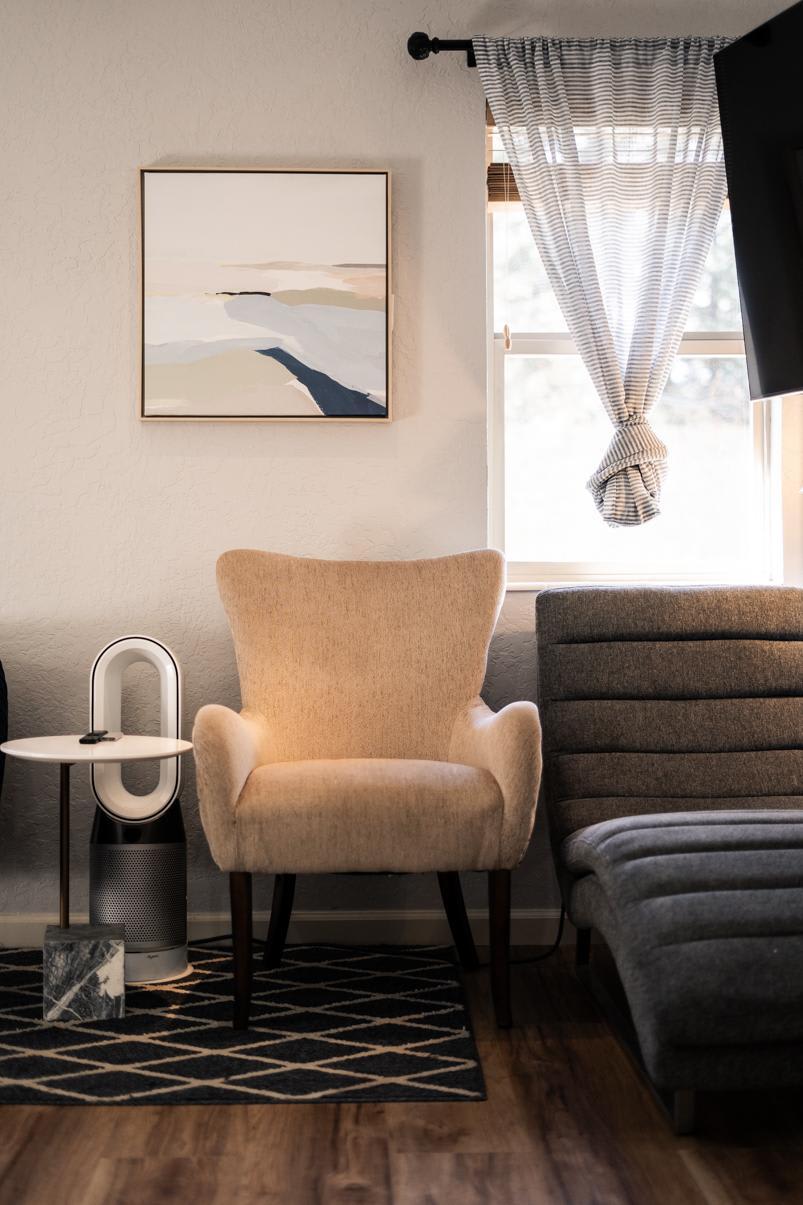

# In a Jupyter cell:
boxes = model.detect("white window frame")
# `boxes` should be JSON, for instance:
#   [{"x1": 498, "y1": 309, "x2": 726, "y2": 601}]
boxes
[{"x1": 486, "y1": 213, "x2": 784, "y2": 588}]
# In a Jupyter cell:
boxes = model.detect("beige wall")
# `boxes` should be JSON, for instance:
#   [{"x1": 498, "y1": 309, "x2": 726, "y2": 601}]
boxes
[{"x1": 0, "y1": 0, "x2": 793, "y2": 926}]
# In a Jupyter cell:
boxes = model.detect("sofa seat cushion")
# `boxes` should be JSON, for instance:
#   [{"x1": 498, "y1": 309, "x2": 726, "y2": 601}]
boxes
[
  {"x1": 233, "y1": 758, "x2": 505, "y2": 873},
  {"x1": 563, "y1": 811, "x2": 803, "y2": 1089}
]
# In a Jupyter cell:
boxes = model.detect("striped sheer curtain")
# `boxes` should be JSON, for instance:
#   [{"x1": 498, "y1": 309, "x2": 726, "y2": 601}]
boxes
[{"x1": 475, "y1": 37, "x2": 730, "y2": 527}]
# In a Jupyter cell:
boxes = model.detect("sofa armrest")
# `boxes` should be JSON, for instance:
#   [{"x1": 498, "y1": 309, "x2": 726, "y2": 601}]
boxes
[
  {"x1": 192, "y1": 705, "x2": 271, "y2": 870},
  {"x1": 448, "y1": 697, "x2": 542, "y2": 867}
]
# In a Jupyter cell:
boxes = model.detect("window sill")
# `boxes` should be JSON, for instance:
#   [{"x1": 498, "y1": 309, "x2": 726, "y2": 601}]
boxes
[{"x1": 504, "y1": 565, "x2": 776, "y2": 591}]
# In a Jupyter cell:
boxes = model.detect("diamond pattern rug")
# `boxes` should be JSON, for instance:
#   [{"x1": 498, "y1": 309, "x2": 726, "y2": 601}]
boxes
[{"x1": 0, "y1": 944, "x2": 485, "y2": 1105}]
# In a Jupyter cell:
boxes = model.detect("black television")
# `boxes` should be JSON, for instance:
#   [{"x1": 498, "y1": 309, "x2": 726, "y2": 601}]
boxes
[{"x1": 715, "y1": 2, "x2": 803, "y2": 400}]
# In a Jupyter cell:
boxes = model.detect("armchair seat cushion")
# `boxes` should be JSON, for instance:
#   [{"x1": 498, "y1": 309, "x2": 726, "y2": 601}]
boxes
[{"x1": 231, "y1": 758, "x2": 506, "y2": 874}]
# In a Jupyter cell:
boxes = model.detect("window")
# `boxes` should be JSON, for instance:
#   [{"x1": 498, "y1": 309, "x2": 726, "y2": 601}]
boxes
[{"x1": 488, "y1": 140, "x2": 782, "y2": 585}]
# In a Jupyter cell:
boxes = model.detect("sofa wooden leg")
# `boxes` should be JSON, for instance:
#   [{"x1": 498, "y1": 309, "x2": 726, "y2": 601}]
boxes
[
  {"x1": 437, "y1": 871, "x2": 480, "y2": 970},
  {"x1": 576, "y1": 926, "x2": 591, "y2": 968},
  {"x1": 488, "y1": 869, "x2": 512, "y2": 1028},
  {"x1": 230, "y1": 872, "x2": 253, "y2": 1030},
  {"x1": 264, "y1": 873, "x2": 296, "y2": 968}
]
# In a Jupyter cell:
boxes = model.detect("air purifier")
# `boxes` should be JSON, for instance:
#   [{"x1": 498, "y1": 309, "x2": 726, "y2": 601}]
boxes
[{"x1": 88, "y1": 635, "x2": 188, "y2": 984}]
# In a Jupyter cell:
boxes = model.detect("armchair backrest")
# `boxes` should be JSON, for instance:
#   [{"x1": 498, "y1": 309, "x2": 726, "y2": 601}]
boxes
[
  {"x1": 216, "y1": 549, "x2": 505, "y2": 762},
  {"x1": 536, "y1": 585, "x2": 803, "y2": 845}
]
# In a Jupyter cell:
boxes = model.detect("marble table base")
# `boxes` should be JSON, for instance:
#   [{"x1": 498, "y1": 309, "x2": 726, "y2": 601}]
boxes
[{"x1": 43, "y1": 925, "x2": 125, "y2": 1021}]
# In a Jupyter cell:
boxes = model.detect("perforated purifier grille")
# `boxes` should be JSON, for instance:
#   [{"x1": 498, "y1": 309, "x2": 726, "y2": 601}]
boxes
[{"x1": 90, "y1": 843, "x2": 187, "y2": 949}]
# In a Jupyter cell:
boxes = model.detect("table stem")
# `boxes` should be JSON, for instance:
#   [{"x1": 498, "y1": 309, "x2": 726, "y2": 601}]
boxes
[{"x1": 59, "y1": 763, "x2": 70, "y2": 928}]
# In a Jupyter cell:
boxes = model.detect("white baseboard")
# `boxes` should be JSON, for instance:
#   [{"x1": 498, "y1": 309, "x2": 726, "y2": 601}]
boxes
[{"x1": 0, "y1": 909, "x2": 569, "y2": 949}]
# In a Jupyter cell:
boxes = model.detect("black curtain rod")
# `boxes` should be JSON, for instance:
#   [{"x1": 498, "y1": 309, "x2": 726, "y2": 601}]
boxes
[{"x1": 407, "y1": 32, "x2": 476, "y2": 68}]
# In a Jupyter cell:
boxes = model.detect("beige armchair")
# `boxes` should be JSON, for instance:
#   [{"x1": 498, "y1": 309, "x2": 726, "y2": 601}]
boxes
[{"x1": 193, "y1": 549, "x2": 541, "y2": 1028}]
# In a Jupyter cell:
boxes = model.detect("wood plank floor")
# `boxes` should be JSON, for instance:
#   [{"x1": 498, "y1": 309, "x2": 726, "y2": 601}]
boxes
[{"x1": 1, "y1": 949, "x2": 801, "y2": 1205}]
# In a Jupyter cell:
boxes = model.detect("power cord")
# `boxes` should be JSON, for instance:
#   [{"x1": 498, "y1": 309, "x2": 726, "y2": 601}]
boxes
[
  {"x1": 191, "y1": 907, "x2": 568, "y2": 965},
  {"x1": 191, "y1": 933, "x2": 265, "y2": 948},
  {"x1": 510, "y1": 905, "x2": 565, "y2": 965},
  {"x1": 472, "y1": 904, "x2": 566, "y2": 969}
]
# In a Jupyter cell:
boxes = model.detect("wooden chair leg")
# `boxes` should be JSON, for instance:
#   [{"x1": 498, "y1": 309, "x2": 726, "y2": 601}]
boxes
[
  {"x1": 437, "y1": 871, "x2": 480, "y2": 970},
  {"x1": 264, "y1": 873, "x2": 296, "y2": 968},
  {"x1": 576, "y1": 926, "x2": 591, "y2": 968},
  {"x1": 230, "y1": 872, "x2": 253, "y2": 1030},
  {"x1": 488, "y1": 869, "x2": 512, "y2": 1028}
]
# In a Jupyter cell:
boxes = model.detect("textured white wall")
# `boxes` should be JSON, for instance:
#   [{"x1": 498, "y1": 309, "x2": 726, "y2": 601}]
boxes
[{"x1": 0, "y1": 0, "x2": 791, "y2": 922}]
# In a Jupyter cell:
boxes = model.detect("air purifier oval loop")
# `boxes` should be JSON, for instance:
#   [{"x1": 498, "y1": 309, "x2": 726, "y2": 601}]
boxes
[{"x1": 89, "y1": 635, "x2": 182, "y2": 822}]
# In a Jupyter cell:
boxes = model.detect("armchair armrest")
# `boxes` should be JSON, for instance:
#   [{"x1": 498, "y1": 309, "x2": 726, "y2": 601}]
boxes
[
  {"x1": 448, "y1": 698, "x2": 542, "y2": 868},
  {"x1": 192, "y1": 705, "x2": 271, "y2": 870}
]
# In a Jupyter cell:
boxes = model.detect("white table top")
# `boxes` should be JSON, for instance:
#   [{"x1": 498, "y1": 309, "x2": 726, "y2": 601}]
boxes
[{"x1": 0, "y1": 735, "x2": 193, "y2": 764}]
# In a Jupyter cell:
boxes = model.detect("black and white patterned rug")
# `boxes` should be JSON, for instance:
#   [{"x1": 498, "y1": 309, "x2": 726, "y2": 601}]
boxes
[{"x1": 0, "y1": 944, "x2": 485, "y2": 1105}]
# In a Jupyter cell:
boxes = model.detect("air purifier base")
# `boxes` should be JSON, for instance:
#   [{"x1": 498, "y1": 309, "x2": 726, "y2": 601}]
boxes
[
  {"x1": 90, "y1": 802, "x2": 189, "y2": 986},
  {"x1": 125, "y1": 944, "x2": 191, "y2": 985}
]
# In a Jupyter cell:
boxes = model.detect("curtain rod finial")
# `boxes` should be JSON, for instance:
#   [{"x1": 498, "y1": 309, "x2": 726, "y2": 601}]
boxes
[
  {"x1": 408, "y1": 32, "x2": 433, "y2": 60},
  {"x1": 407, "y1": 32, "x2": 476, "y2": 67}
]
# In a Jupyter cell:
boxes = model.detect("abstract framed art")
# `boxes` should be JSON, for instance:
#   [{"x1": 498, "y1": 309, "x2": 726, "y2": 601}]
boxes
[{"x1": 140, "y1": 168, "x2": 390, "y2": 421}]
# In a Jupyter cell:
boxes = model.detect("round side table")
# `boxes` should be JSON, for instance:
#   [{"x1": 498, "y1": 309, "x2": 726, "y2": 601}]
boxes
[{"x1": 0, "y1": 735, "x2": 193, "y2": 928}]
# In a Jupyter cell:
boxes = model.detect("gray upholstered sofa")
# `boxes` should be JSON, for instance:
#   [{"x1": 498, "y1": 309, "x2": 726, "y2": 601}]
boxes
[{"x1": 536, "y1": 585, "x2": 803, "y2": 1132}]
